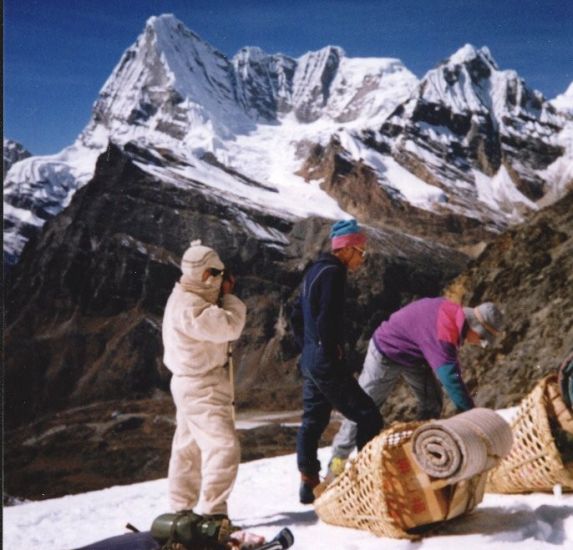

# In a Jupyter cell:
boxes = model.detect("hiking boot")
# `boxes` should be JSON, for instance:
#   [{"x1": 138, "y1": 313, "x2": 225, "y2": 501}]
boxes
[{"x1": 299, "y1": 473, "x2": 320, "y2": 504}]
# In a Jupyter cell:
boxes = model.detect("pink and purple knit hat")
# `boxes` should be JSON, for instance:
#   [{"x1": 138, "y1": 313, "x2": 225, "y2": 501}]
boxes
[{"x1": 330, "y1": 219, "x2": 366, "y2": 250}]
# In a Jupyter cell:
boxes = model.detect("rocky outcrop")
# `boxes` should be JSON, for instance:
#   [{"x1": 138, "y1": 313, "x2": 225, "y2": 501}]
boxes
[
  {"x1": 3, "y1": 139, "x2": 31, "y2": 176},
  {"x1": 450, "y1": 190, "x2": 573, "y2": 409},
  {"x1": 298, "y1": 137, "x2": 494, "y2": 246}
]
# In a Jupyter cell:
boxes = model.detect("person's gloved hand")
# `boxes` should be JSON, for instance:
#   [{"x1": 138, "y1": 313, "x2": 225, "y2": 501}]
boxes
[{"x1": 226, "y1": 530, "x2": 266, "y2": 549}]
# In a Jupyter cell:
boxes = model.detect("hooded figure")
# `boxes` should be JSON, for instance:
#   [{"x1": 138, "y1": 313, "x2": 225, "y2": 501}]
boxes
[{"x1": 162, "y1": 240, "x2": 246, "y2": 520}]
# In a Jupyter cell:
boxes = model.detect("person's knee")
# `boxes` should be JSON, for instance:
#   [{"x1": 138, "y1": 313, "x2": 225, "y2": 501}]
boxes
[
  {"x1": 355, "y1": 412, "x2": 383, "y2": 450},
  {"x1": 302, "y1": 413, "x2": 330, "y2": 436},
  {"x1": 357, "y1": 407, "x2": 383, "y2": 432}
]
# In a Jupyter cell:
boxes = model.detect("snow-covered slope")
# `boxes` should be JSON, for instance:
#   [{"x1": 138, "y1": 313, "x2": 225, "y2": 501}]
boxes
[
  {"x1": 544, "y1": 82, "x2": 573, "y2": 202},
  {"x1": 4, "y1": 445, "x2": 572, "y2": 550},
  {"x1": 552, "y1": 82, "x2": 573, "y2": 116},
  {"x1": 3, "y1": 143, "x2": 102, "y2": 265}
]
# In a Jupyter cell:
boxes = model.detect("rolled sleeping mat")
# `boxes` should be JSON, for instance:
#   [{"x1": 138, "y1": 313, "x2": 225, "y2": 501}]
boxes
[{"x1": 411, "y1": 408, "x2": 513, "y2": 483}]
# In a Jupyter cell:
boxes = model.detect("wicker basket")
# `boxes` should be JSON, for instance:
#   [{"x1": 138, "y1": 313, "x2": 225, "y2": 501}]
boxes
[
  {"x1": 486, "y1": 375, "x2": 573, "y2": 494},
  {"x1": 314, "y1": 421, "x2": 487, "y2": 539}
]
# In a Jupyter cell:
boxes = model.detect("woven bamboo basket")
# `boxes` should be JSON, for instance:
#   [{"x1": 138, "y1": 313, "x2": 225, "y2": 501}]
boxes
[
  {"x1": 486, "y1": 375, "x2": 573, "y2": 493},
  {"x1": 314, "y1": 421, "x2": 487, "y2": 539}
]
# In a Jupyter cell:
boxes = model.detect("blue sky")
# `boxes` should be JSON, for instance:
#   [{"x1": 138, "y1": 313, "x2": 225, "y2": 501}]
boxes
[{"x1": 4, "y1": 0, "x2": 572, "y2": 155}]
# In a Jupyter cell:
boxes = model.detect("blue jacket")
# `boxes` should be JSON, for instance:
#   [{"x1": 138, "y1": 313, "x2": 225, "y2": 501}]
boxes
[{"x1": 290, "y1": 253, "x2": 346, "y2": 362}]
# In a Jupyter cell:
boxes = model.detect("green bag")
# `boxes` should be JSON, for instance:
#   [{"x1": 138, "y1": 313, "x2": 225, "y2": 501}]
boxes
[
  {"x1": 150, "y1": 510, "x2": 236, "y2": 549},
  {"x1": 151, "y1": 510, "x2": 202, "y2": 548}
]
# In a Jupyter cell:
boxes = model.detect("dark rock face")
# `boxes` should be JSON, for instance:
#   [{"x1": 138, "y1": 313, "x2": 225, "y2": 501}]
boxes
[
  {"x1": 450, "y1": 190, "x2": 573, "y2": 409},
  {"x1": 3, "y1": 139, "x2": 32, "y2": 176},
  {"x1": 4, "y1": 143, "x2": 290, "y2": 426}
]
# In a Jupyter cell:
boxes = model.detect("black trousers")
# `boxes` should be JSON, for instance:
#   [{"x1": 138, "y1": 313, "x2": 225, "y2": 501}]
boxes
[{"x1": 296, "y1": 345, "x2": 383, "y2": 475}]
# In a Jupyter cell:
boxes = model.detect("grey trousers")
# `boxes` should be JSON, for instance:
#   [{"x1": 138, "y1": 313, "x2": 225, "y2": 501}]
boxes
[{"x1": 331, "y1": 338, "x2": 443, "y2": 459}]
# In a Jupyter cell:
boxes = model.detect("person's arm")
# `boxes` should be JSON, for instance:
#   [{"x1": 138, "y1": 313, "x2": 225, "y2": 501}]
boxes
[
  {"x1": 315, "y1": 267, "x2": 345, "y2": 360},
  {"x1": 290, "y1": 292, "x2": 304, "y2": 351},
  {"x1": 433, "y1": 301, "x2": 473, "y2": 412},
  {"x1": 435, "y1": 361, "x2": 474, "y2": 412},
  {"x1": 181, "y1": 294, "x2": 247, "y2": 343}
]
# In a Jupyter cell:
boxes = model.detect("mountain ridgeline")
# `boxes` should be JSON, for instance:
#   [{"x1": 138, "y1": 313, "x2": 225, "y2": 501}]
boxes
[{"x1": 4, "y1": 14, "x2": 572, "y2": 262}]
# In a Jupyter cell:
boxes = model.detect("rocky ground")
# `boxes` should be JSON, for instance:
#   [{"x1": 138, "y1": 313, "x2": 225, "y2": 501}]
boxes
[
  {"x1": 4, "y1": 397, "x2": 344, "y2": 503},
  {"x1": 450, "y1": 190, "x2": 573, "y2": 409}
]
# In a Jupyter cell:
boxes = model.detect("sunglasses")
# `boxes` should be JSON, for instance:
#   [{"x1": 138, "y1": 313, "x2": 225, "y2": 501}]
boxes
[{"x1": 208, "y1": 268, "x2": 225, "y2": 277}]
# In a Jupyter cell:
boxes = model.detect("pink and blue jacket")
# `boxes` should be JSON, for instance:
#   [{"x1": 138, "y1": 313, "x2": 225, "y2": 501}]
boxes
[{"x1": 373, "y1": 297, "x2": 474, "y2": 411}]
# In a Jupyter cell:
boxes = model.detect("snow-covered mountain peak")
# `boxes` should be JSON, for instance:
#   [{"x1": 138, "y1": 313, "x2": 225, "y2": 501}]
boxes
[
  {"x1": 414, "y1": 42, "x2": 560, "y2": 127},
  {"x1": 83, "y1": 14, "x2": 418, "y2": 147},
  {"x1": 144, "y1": 13, "x2": 216, "y2": 56},
  {"x1": 551, "y1": 81, "x2": 573, "y2": 116},
  {"x1": 373, "y1": 43, "x2": 569, "y2": 225},
  {"x1": 447, "y1": 43, "x2": 498, "y2": 70},
  {"x1": 82, "y1": 13, "x2": 253, "y2": 152},
  {"x1": 145, "y1": 13, "x2": 186, "y2": 32},
  {"x1": 145, "y1": 13, "x2": 231, "y2": 92},
  {"x1": 3, "y1": 139, "x2": 32, "y2": 179}
]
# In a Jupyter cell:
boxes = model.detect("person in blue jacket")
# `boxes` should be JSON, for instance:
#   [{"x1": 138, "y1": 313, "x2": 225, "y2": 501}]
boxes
[{"x1": 290, "y1": 219, "x2": 383, "y2": 503}]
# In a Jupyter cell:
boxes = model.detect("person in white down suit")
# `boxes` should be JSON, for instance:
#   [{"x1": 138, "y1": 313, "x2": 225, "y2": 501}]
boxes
[{"x1": 162, "y1": 239, "x2": 247, "y2": 523}]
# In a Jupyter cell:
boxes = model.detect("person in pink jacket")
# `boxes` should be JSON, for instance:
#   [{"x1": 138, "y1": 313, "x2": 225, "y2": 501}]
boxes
[{"x1": 162, "y1": 240, "x2": 247, "y2": 526}]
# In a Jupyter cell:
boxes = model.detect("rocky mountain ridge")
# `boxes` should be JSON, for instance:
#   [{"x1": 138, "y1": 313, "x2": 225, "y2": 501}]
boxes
[
  {"x1": 3, "y1": 139, "x2": 31, "y2": 175},
  {"x1": 5, "y1": 14, "x2": 572, "y2": 265}
]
